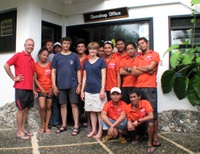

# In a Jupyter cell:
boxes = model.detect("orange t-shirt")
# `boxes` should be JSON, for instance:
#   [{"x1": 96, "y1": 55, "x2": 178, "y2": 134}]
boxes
[
  {"x1": 113, "y1": 51, "x2": 129, "y2": 69},
  {"x1": 34, "y1": 62, "x2": 52, "y2": 92},
  {"x1": 125, "y1": 100, "x2": 154, "y2": 121},
  {"x1": 79, "y1": 54, "x2": 89, "y2": 78},
  {"x1": 102, "y1": 100, "x2": 127, "y2": 121},
  {"x1": 133, "y1": 50, "x2": 160, "y2": 88},
  {"x1": 104, "y1": 55, "x2": 119, "y2": 91},
  {"x1": 119, "y1": 56, "x2": 137, "y2": 87}
]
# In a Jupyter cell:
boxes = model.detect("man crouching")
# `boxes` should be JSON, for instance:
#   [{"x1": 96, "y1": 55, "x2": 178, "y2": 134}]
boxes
[
  {"x1": 101, "y1": 87, "x2": 127, "y2": 143},
  {"x1": 126, "y1": 88, "x2": 155, "y2": 153}
]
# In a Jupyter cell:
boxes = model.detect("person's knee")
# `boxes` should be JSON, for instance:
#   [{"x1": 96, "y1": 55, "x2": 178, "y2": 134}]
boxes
[
  {"x1": 40, "y1": 106, "x2": 46, "y2": 111},
  {"x1": 148, "y1": 122, "x2": 154, "y2": 128},
  {"x1": 46, "y1": 105, "x2": 52, "y2": 111},
  {"x1": 71, "y1": 103, "x2": 78, "y2": 108},
  {"x1": 61, "y1": 104, "x2": 66, "y2": 108}
]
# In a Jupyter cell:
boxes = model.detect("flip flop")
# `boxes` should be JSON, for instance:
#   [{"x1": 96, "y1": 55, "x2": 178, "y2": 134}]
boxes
[
  {"x1": 71, "y1": 128, "x2": 80, "y2": 136},
  {"x1": 38, "y1": 128, "x2": 45, "y2": 134},
  {"x1": 17, "y1": 134, "x2": 30, "y2": 140},
  {"x1": 147, "y1": 146, "x2": 155, "y2": 153},
  {"x1": 24, "y1": 131, "x2": 33, "y2": 137},
  {"x1": 153, "y1": 140, "x2": 161, "y2": 147},
  {"x1": 55, "y1": 126, "x2": 67, "y2": 133},
  {"x1": 102, "y1": 135, "x2": 113, "y2": 143},
  {"x1": 45, "y1": 129, "x2": 51, "y2": 135},
  {"x1": 132, "y1": 135, "x2": 144, "y2": 145}
]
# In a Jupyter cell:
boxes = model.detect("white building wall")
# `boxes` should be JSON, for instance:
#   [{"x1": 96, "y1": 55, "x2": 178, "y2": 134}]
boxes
[
  {"x1": 0, "y1": 0, "x2": 198, "y2": 112},
  {"x1": 64, "y1": 0, "x2": 198, "y2": 112}
]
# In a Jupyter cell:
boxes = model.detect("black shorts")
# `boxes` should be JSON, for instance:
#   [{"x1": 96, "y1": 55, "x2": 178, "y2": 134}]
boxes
[
  {"x1": 38, "y1": 92, "x2": 52, "y2": 99},
  {"x1": 15, "y1": 89, "x2": 34, "y2": 110},
  {"x1": 131, "y1": 120, "x2": 154, "y2": 136}
]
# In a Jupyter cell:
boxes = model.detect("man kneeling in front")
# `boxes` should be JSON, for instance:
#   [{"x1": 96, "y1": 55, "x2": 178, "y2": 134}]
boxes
[
  {"x1": 101, "y1": 87, "x2": 127, "y2": 143},
  {"x1": 126, "y1": 88, "x2": 155, "y2": 153}
]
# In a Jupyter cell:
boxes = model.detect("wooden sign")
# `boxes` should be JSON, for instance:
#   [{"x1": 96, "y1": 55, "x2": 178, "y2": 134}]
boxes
[{"x1": 83, "y1": 7, "x2": 128, "y2": 23}]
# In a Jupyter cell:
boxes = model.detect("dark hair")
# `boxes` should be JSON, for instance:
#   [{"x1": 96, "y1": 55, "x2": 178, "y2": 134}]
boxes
[
  {"x1": 125, "y1": 42, "x2": 137, "y2": 50},
  {"x1": 137, "y1": 37, "x2": 148, "y2": 45},
  {"x1": 129, "y1": 88, "x2": 141, "y2": 97},
  {"x1": 60, "y1": 36, "x2": 72, "y2": 45},
  {"x1": 38, "y1": 48, "x2": 48, "y2": 56},
  {"x1": 103, "y1": 40, "x2": 114, "y2": 48},
  {"x1": 116, "y1": 38, "x2": 125, "y2": 44},
  {"x1": 75, "y1": 38, "x2": 86, "y2": 48},
  {"x1": 45, "y1": 40, "x2": 53, "y2": 45}
]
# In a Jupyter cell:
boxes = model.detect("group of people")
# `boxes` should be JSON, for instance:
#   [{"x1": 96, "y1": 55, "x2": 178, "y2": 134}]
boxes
[{"x1": 4, "y1": 36, "x2": 160, "y2": 153}]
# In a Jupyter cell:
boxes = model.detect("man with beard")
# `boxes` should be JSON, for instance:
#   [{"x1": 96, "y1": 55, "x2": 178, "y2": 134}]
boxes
[{"x1": 132, "y1": 37, "x2": 161, "y2": 148}]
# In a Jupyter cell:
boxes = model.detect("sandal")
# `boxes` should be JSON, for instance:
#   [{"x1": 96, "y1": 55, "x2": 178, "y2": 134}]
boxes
[
  {"x1": 119, "y1": 136, "x2": 127, "y2": 144},
  {"x1": 71, "y1": 128, "x2": 80, "y2": 136},
  {"x1": 55, "y1": 126, "x2": 67, "y2": 133},
  {"x1": 102, "y1": 135, "x2": 112, "y2": 143},
  {"x1": 132, "y1": 135, "x2": 144, "y2": 145},
  {"x1": 17, "y1": 134, "x2": 30, "y2": 140},
  {"x1": 46, "y1": 129, "x2": 51, "y2": 135},
  {"x1": 147, "y1": 146, "x2": 155, "y2": 153},
  {"x1": 153, "y1": 140, "x2": 161, "y2": 147},
  {"x1": 24, "y1": 131, "x2": 33, "y2": 137},
  {"x1": 38, "y1": 128, "x2": 45, "y2": 134}
]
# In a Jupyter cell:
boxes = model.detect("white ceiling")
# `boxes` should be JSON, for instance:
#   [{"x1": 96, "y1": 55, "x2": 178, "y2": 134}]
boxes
[{"x1": 55, "y1": 0, "x2": 106, "y2": 5}]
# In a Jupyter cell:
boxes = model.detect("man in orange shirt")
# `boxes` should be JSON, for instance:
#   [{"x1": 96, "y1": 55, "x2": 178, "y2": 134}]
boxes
[
  {"x1": 132, "y1": 37, "x2": 161, "y2": 147},
  {"x1": 104, "y1": 41, "x2": 121, "y2": 101},
  {"x1": 126, "y1": 88, "x2": 155, "y2": 153},
  {"x1": 76, "y1": 38, "x2": 91, "y2": 131},
  {"x1": 101, "y1": 87, "x2": 127, "y2": 143},
  {"x1": 119, "y1": 43, "x2": 138, "y2": 104},
  {"x1": 113, "y1": 39, "x2": 128, "y2": 60}
]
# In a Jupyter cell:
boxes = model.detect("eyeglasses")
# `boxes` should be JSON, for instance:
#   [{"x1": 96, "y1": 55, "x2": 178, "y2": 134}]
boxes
[{"x1": 104, "y1": 41, "x2": 113, "y2": 45}]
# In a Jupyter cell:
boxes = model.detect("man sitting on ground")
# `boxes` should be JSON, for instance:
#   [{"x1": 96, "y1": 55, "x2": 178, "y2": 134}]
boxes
[
  {"x1": 126, "y1": 88, "x2": 155, "y2": 153},
  {"x1": 101, "y1": 87, "x2": 127, "y2": 143}
]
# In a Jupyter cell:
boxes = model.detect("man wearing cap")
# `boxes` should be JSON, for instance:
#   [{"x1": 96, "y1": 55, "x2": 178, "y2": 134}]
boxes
[
  {"x1": 53, "y1": 42, "x2": 62, "y2": 54},
  {"x1": 48, "y1": 41, "x2": 62, "y2": 129},
  {"x1": 101, "y1": 87, "x2": 127, "y2": 143},
  {"x1": 103, "y1": 41, "x2": 121, "y2": 101}
]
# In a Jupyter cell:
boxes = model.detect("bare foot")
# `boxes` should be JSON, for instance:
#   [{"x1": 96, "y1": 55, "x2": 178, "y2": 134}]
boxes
[
  {"x1": 87, "y1": 131, "x2": 97, "y2": 138},
  {"x1": 93, "y1": 133, "x2": 102, "y2": 139}
]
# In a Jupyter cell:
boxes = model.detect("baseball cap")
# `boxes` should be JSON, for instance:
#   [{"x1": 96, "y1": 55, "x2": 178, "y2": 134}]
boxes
[
  {"x1": 54, "y1": 42, "x2": 61, "y2": 47},
  {"x1": 110, "y1": 87, "x2": 121, "y2": 94}
]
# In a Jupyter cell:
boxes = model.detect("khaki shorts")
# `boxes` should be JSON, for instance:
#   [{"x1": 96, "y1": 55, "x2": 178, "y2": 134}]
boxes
[{"x1": 84, "y1": 92, "x2": 107, "y2": 112}]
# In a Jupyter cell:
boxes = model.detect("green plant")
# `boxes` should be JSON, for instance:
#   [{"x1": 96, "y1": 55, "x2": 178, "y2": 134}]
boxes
[{"x1": 161, "y1": 0, "x2": 200, "y2": 106}]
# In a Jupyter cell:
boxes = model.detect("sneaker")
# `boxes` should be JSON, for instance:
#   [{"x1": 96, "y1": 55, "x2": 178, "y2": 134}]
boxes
[
  {"x1": 102, "y1": 135, "x2": 113, "y2": 143},
  {"x1": 119, "y1": 136, "x2": 127, "y2": 144}
]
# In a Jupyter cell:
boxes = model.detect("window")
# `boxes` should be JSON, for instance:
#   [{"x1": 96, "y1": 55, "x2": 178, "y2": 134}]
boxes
[
  {"x1": 42, "y1": 21, "x2": 62, "y2": 47},
  {"x1": 170, "y1": 15, "x2": 200, "y2": 47},
  {"x1": 66, "y1": 18, "x2": 153, "y2": 52},
  {"x1": 0, "y1": 9, "x2": 17, "y2": 52}
]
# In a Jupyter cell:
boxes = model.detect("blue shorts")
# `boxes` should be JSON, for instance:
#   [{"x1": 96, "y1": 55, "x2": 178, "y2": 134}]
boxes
[{"x1": 101, "y1": 118, "x2": 127, "y2": 131}]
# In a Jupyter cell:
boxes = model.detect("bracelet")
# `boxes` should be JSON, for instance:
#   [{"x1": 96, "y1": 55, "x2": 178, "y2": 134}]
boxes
[{"x1": 101, "y1": 87, "x2": 105, "y2": 89}]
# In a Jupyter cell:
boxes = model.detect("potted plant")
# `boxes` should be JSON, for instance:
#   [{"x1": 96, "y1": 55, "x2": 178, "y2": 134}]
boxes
[{"x1": 161, "y1": 0, "x2": 200, "y2": 108}]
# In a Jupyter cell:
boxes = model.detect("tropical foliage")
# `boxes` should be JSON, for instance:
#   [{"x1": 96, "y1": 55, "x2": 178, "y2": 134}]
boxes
[{"x1": 161, "y1": 0, "x2": 200, "y2": 106}]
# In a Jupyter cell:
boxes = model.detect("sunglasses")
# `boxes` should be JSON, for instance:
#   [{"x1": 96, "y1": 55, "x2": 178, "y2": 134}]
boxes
[{"x1": 104, "y1": 41, "x2": 113, "y2": 45}]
